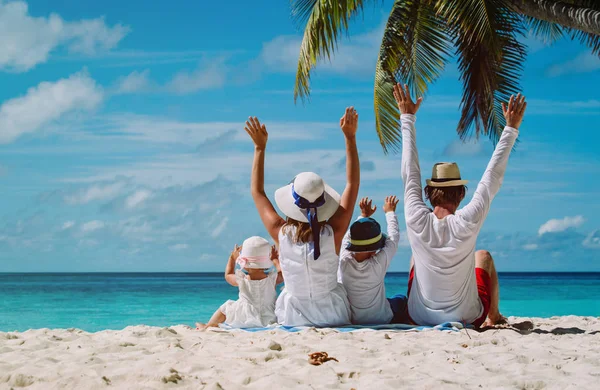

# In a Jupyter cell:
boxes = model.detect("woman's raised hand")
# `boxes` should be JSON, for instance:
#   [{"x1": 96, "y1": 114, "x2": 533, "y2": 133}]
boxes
[
  {"x1": 502, "y1": 93, "x2": 527, "y2": 129},
  {"x1": 339, "y1": 107, "x2": 358, "y2": 138},
  {"x1": 393, "y1": 83, "x2": 423, "y2": 115},
  {"x1": 245, "y1": 117, "x2": 268, "y2": 150}
]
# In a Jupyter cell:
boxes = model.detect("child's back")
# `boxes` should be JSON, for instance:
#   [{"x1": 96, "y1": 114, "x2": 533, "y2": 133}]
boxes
[
  {"x1": 221, "y1": 269, "x2": 278, "y2": 328},
  {"x1": 339, "y1": 197, "x2": 401, "y2": 325}
]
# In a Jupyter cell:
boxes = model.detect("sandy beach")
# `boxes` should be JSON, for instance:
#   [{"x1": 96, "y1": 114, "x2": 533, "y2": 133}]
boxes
[{"x1": 1, "y1": 316, "x2": 598, "y2": 389}]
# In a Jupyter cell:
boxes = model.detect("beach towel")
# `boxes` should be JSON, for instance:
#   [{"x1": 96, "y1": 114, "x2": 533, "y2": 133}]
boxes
[{"x1": 217, "y1": 321, "x2": 465, "y2": 332}]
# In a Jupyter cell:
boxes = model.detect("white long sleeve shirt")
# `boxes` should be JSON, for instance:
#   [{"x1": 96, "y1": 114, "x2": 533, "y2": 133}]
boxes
[
  {"x1": 338, "y1": 212, "x2": 400, "y2": 324},
  {"x1": 401, "y1": 114, "x2": 518, "y2": 326}
]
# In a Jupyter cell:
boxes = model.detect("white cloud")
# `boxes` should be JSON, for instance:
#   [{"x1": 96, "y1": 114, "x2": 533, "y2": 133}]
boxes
[
  {"x1": 538, "y1": 216, "x2": 585, "y2": 236},
  {"x1": 523, "y1": 244, "x2": 538, "y2": 251},
  {"x1": 61, "y1": 221, "x2": 75, "y2": 230},
  {"x1": 167, "y1": 59, "x2": 227, "y2": 94},
  {"x1": 583, "y1": 230, "x2": 600, "y2": 249},
  {"x1": 0, "y1": 0, "x2": 129, "y2": 72},
  {"x1": 0, "y1": 70, "x2": 103, "y2": 144},
  {"x1": 211, "y1": 217, "x2": 229, "y2": 238},
  {"x1": 169, "y1": 243, "x2": 189, "y2": 251},
  {"x1": 114, "y1": 69, "x2": 150, "y2": 94},
  {"x1": 547, "y1": 51, "x2": 600, "y2": 77},
  {"x1": 259, "y1": 24, "x2": 382, "y2": 77},
  {"x1": 124, "y1": 189, "x2": 152, "y2": 209},
  {"x1": 443, "y1": 139, "x2": 486, "y2": 157},
  {"x1": 81, "y1": 220, "x2": 105, "y2": 233},
  {"x1": 65, "y1": 180, "x2": 126, "y2": 204}
]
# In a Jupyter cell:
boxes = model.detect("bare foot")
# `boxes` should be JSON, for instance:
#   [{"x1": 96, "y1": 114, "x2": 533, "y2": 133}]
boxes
[
  {"x1": 195, "y1": 322, "x2": 209, "y2": 331},
  {"x1": 481, "y1": 314, "x2": 508, "y2": 328}
]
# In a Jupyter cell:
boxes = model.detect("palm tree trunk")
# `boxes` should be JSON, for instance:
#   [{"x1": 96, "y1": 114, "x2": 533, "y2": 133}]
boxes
[{"x1": 507, "y1": 0, "x2": 600, "y2": 35}]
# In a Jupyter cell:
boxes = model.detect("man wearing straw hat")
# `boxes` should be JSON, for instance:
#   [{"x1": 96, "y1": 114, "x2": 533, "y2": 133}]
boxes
[{"x1": 393, "y1": 83, "x2": 527, "y2": 328}]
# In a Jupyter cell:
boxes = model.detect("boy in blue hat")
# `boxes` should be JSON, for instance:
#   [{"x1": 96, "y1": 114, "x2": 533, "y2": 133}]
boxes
[{"x1": 339, "y1": 196, "x2": 406, "y2": 325}]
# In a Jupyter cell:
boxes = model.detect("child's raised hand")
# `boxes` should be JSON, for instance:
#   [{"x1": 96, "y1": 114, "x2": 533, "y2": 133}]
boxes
[
  {"x1": 230, "y1": 244, "x2": 242, "y2": 261},
  {"x1": 383, "y1": 196, "x2": 399, "y2": 213},
  {"x1": 359, "y1": 197, "x2": 377, "y2": 218},
  {"x1": 270, "y1": 245, "x2": 279, "y2": 261}
]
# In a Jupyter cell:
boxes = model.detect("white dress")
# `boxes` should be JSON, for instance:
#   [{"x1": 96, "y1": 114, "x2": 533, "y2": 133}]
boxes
[
  {"x1": 276, "y1": 224, "x2": 351, "y2": 327},
  {"x1": 219, "y1": 270, "x2": 278, "y2": 328}
]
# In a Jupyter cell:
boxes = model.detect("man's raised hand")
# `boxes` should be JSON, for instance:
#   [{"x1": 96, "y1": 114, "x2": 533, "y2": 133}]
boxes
[
  {"x1": 393, "y1": 83, "x2": 423, "y2": 115},
  {"x1": 502, "y1": 93, "x2": 527, "y2": 129}
]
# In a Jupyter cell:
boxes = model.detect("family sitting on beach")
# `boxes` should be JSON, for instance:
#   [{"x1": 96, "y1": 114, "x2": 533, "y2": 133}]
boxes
[{"x1": 196, "y1": 83, "x2": 527, "y2": 330}]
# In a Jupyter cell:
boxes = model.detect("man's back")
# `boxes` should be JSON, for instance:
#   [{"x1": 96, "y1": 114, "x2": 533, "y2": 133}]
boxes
[
  {"x1": 400, "y1": 113, "x2": 519, "y2": 326},
  {"x1": 405, "y1": 212, "x2": 482, "y2": 325}
]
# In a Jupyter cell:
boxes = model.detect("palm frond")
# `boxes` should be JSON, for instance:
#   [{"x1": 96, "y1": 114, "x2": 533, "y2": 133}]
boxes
[
  {"x1": 524, "y1": 16, "x2": 565, "y2": 44},
  {"x1": 291, "y1": 0, "x2": 371, "y2": 102},
  {"x1": 374, "y1": 0, "x2": 452, "y2": 152},
  {"x1": 437, "y1": 0, "x2": 526, "y2": 142},
  {"x1": 570, "y1": 29, "x2": 600, "y2": 55},
  {"x1": 374, "y1": 61, "x2": 402, "y2": 154}
]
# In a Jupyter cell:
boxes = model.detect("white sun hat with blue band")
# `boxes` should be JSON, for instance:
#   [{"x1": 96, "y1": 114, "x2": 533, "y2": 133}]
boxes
[
  {"x1": 274, "y1": 172, "x2": 341, "y2": 223},
  {"x1": 274, "y1": 172, "x2": 341, "y2": 259}
]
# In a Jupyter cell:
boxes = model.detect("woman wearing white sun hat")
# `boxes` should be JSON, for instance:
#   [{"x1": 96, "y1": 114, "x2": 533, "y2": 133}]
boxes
[{"x1": 244, "y1": 107, "x2": 360, "y2": 327}]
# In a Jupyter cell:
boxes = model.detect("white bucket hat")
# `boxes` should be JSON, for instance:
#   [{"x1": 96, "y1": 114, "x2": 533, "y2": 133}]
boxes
[
  {"x1": 274, "y1": 172, "x2": 341, "y2": 223},
  {"x1": 236, "y1": 236, "x2": 273, "y2": 269},
  {"x1": 425, "y1": 162, "x2": 469, "y2": 188}
]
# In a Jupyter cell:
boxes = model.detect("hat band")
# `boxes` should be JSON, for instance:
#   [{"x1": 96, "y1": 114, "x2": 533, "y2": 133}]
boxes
[
  {"x1": 349, "y1": 233, "x2": 382, "y2": 246},
  {"x1": 237, "y1": 255, "x2": 272, "y2": 269},
  {"x1": 292, "y1": 184, "x2": 326, "y2": 260},
  {"x1": 430, "y1": 177, "x2": 462, "y2": 182}
]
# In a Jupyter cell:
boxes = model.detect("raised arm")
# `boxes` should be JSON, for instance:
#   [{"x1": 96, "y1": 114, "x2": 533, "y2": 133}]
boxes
[
  {"x1": 328, "y1": 107, "x2": 360, "y2": 253},
  {"x1": 340, "y1": 197, "x2": 377, "y2": 257},
  {"x1": 459, "y1": 94, "x2": 526, "y2": 226},
  {"x1": 393, "y1": 84, "x2": 429, "y2": 223},
  {"x1": 270, "y1": 245, "x2": 284, "y2": 285},
  {"x1": 379, "y1": 196, "x2": 400, "y2": 267},
  {"x1": 245, "y1": 117, "x2": 286, "y2": 242},
  {"x1": 224, "y1": 244, "x2": 241, "y2": 287}
]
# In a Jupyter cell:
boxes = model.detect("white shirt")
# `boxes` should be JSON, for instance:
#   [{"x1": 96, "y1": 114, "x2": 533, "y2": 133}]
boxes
[
  {"x1": 338, "y1": 212, "x2": 400, "y2": 325},
  {"x1": 276, "y1": 224, "x2": 351, "y2": 327},
  {"x1": 401, "y1": 114, "x2": 518, "y2": 326}
]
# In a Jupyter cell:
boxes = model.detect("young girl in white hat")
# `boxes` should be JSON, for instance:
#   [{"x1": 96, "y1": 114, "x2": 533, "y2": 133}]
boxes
[
  {"x1": 244, "y1": 107, "x2": 361, "y2": 327},
  {"x1": 195, "y1": 236, "x2": 283, "y2": 329}
]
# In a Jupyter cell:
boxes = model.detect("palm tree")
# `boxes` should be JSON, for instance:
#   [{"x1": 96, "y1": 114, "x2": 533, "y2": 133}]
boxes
[{"x1": 292, "y1": 0, "x2": 600, "y2": 153}]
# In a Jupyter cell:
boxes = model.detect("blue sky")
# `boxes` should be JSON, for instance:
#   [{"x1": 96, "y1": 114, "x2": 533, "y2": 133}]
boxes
[{"x1": 0, "y1": 0, "x2": 599, "y2": 272}]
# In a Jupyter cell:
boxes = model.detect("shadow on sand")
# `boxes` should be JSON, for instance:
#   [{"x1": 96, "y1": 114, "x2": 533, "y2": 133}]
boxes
[{"x1": 477, "y1": 321, "x2": 590, "y2": 335}]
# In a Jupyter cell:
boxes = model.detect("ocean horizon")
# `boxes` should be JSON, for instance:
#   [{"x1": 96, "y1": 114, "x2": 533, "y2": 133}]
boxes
[{"x1": 2, "y1": 272, "x2": 599, "y2": 332}]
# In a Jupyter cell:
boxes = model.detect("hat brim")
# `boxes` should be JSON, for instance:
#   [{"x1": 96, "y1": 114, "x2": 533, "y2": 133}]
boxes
[
  {"x1": 345, "y1": 234, "x2": 387, "y2": 253},
  {"x1": 425, "y1": 179, "x2": 469, "y2": 188},
  {"x1": 274, "y1": 182, "x2": 341, "y2": 223}
]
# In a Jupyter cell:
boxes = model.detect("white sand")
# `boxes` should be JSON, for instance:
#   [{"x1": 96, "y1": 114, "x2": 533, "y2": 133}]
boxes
[{"x1": 1, "y1": 316, "x2": 599, "y2": 389}]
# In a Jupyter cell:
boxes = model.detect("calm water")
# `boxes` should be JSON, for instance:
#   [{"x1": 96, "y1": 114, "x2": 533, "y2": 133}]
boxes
[{"x1": 1, "y1": 273, "x2": 599, "y2": 332}]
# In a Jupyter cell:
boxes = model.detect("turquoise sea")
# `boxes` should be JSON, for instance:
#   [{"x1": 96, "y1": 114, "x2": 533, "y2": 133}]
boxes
[{"x1": 1, "y1": 273, "x2": 599, "y2": 332}]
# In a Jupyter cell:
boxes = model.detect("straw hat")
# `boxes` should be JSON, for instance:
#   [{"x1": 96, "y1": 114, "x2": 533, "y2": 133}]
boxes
[
  {"x1": 274, "y1": 172, "x2": 341, "y2": 223},
  {"x1": 425, "y1": 162, "x2": 469, "y2": 188},
  {"x1": 237, "y1": 236, "x2": 273, "y2": 269}
]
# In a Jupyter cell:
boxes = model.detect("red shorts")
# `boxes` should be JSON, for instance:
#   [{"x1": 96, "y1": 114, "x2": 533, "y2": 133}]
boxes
[{"x1": 407, "y1": 267, "x2": 491, "y2": 328}]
